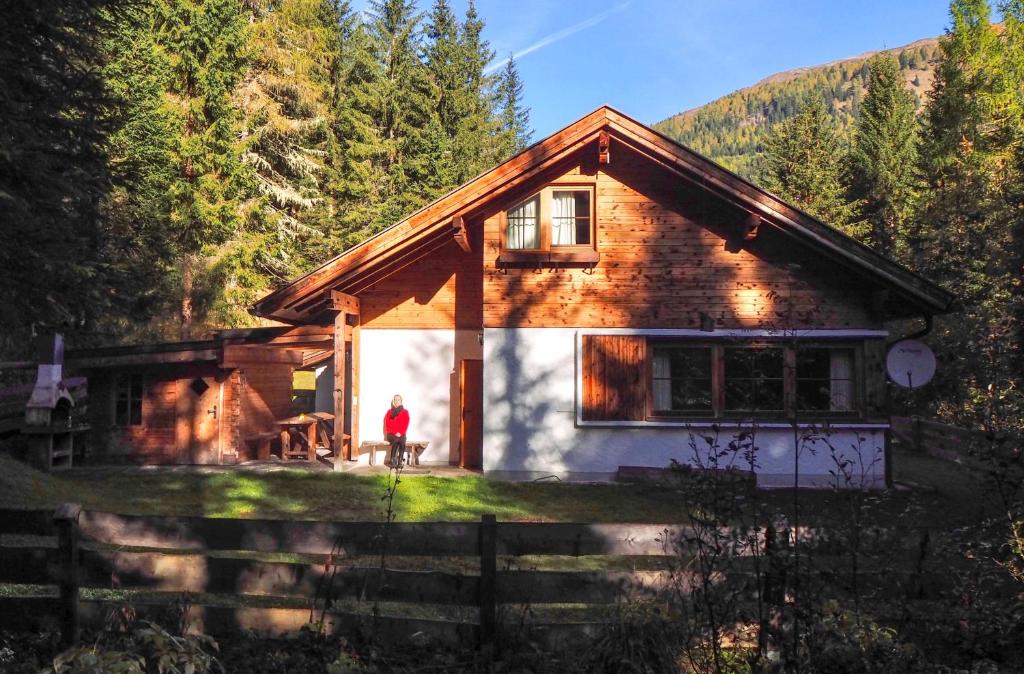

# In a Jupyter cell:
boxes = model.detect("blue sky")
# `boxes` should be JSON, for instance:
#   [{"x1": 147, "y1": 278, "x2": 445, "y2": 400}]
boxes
[{"x1": 358, "y1": 1, "x2": 956, "y2": 138}]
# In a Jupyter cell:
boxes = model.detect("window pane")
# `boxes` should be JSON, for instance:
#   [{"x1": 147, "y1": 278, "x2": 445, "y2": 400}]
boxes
[
  {"x1": 552, "y1": 190, "x2": 591, "y2": 246},
  {"x1": 797, "y1": 348, "x2": 855, "y2": 412},
  {"x1": 652, "y1": 347, "x2": 712, "y2": 413},
  {"x1": 130, "y1": 374, "x2": 143, "y2": 399},
  {"x1": 115, "y1": 400, "x2": 128, "y2": 426},
  {"x1": 130, "y1": 400, "x2": 143, "y2": 426},
  {"x1": 724, "y1": 348, "x2": 784, "y2": 411},
  {"x1": 506, "y1": 197, "x2": 539, "y2": 249}
]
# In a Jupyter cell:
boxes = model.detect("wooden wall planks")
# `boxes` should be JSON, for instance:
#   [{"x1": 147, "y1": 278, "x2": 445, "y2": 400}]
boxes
[
  {"x1": 478, "y1": 144, "x2": 877, "y2": 330},
  {"x1": 358, "y1": 239, "x2": 483, "y2": 330}
]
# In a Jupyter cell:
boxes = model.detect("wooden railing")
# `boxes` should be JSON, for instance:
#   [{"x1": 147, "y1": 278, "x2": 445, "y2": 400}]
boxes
[
  {"x1": 891, "y1": 415, "x2": 1020, "y2": 470},
  {"x1": 0, "y1": 506, "x2": 686, "y2": 647},
  {"x1": 1, "y1": 506, "x2": 1005, "y2": 651}
]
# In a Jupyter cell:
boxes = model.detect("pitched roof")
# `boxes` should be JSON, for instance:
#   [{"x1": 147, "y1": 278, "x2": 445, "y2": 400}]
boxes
[{"x1": 252, "y1": 106, "x2": 955, "y2": 323}]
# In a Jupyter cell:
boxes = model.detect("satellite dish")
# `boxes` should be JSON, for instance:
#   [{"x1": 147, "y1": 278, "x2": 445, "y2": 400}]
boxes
[{"x1": 886, "y1": 339, "x2": 936, "y2": 388}]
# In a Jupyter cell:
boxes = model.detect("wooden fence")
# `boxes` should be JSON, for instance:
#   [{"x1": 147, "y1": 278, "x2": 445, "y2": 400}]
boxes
[
  {"x1": 0, "y1": 506, "x2": 690, "y2": 648},
  {"x1": 891, "y1": 415, "x2": 1020, "y2": 470}
]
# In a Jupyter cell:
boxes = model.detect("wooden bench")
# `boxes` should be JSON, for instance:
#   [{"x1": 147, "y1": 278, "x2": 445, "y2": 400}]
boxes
[
  {"x1": 249, "y1": 431, "x2": 279, "y2": 461},
  {"x1": 358, "y1": 440, "x2": 429, "y2": 467}
]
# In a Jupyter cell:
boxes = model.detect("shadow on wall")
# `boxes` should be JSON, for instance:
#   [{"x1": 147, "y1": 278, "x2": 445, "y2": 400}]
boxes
[{"x1": 397, "y1": 331, "x2": 453, "y2": 462}]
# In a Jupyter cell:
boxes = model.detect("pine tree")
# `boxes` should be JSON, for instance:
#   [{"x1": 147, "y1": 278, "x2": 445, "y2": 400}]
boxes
[
  {"x1": 0, "y1": 0, "x2": 127, "y2": 355},
  {"x1": 757, "y1": 97, "x2": 860, "y2": 237},
  {"x1": 849, "y1": 55, "x2": 919, "y2": 259},
  {"x1": 233, "y1": 0, "x2": 348, "y2": 296},
  {"x1": 913, "y1": 0, "x2": 1022, "y2": 430},
  {"x1": 335, "y1": 0, "x2": 437, "y2": 240},
  {"x1": 496, "y1": 55, "x2": 532, "y2": 155},
  {"x1": 150, "y1": 0, "x2": 252, "y2": 338}
]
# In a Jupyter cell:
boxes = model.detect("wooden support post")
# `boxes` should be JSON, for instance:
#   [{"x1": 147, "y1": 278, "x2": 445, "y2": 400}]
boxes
[
  {"x1": 53, "y1": 503, "x2": 81, "y2": 647},
  {"x1": 333, "y1": 310, "x2": 347, "y2": 468},
  {"x1": 479, "y1": 514, "x2": 497, "y2": 648}
]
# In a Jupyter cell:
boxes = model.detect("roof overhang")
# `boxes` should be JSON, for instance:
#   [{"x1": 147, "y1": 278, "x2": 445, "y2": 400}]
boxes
[{"x1": 252, "y1": 106, "x2": 956, "y2": 324}]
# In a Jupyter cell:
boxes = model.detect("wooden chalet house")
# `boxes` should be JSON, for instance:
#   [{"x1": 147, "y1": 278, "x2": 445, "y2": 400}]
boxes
[{"x1": 249, "y1": 107, "x2": 955, "y2": 486}]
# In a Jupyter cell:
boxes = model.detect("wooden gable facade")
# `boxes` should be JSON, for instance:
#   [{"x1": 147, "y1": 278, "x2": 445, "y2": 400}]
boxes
[{"x1": 253, "y1": 106, "x2": 953, "y2": 485}]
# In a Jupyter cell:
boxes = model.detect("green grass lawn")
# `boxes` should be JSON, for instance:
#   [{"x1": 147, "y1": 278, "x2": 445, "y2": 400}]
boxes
[
  {"x1": 0, "y1": 448, "x2": 999, "y2": 527},
  {"x1": 0, "y1": 455, "x2": 698, "y2": 522}
]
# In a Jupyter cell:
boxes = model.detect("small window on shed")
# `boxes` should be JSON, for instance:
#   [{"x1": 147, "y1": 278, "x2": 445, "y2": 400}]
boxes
[{"x1": 115, "y1": 373, "x2": 143, "y2": 426}]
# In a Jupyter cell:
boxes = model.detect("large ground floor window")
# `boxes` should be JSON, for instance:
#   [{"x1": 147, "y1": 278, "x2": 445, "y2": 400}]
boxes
[{"x1": 581, "y1": 334, "x2": 866, "y2": 422}]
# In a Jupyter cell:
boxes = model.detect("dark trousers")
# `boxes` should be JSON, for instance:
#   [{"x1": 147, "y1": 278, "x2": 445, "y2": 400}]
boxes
[{"x1": 387, "y1": 433, "x2": 406, "y2": 466}]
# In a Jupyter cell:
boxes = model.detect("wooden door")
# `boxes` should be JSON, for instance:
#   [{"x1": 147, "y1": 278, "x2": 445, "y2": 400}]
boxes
[
  {"x1": 176, "y1": 375, "x2": 220, "y2": 464},
  {"x1": 459, "y1": 359, "x2": 483, "y2": 469}
]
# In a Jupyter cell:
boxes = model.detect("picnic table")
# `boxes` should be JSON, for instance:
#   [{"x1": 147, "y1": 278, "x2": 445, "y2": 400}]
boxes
[
  {"x1": 358, "y1": 439, "x2": 429, "y2": 466},
  {"x1": 276, "y1": 412, "x2": 337, "y2": 461}
]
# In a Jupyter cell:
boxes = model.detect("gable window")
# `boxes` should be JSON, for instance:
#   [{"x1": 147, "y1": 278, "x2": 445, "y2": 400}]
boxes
[
  {"x1": 114, "y1": 373, "x2": 143, "y2": 426},
  {"x1": 501, "y1": 185, "x2": 597, "y2": 262},
  {"x1": 506, "y1": 196, "x2": 540, "y2": 249},
  {"x1": 551, "y1": 190, "x2": 591, "y2": 246}
]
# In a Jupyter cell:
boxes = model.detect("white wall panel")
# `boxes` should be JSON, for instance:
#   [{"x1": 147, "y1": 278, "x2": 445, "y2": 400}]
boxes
[
  {"x1": 358, "y1": 329, "x2": 481, "y2": 464},
  {"x1": 482, "y1": 328, "x2": 886, "y2": 487}
]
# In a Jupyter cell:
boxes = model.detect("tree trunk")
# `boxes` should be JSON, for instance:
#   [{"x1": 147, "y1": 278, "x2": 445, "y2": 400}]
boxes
[{"x1": 180, "y1": 254, "x2": 194, "y2": 340}]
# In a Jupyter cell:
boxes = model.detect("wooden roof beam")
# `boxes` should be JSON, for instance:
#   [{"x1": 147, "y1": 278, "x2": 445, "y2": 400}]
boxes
[
  {"x1": 330, "y1": 290, "x2": 359, "y2": 315},
  {"x1": 453, "y1": 215, "x2": 471, "y2": 253}
]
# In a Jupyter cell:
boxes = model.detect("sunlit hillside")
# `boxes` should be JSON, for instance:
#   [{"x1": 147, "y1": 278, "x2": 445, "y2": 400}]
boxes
[{"x1": 654, "y1": 38, "x2": 941, "y2": 177}]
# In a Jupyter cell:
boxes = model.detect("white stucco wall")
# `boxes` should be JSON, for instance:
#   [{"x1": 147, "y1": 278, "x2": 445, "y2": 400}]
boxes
[
  {"x1": 482, "y1": 328, "x2": 887, "y2": 487},
  {"x1": 358, "y1": 328, "x2": 481, "y2": 464}
]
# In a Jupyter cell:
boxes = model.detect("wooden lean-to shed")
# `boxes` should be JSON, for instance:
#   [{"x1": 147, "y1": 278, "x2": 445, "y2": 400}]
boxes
[{"x1": 67, "y1": 326, "x2": 335, "y2": 465}]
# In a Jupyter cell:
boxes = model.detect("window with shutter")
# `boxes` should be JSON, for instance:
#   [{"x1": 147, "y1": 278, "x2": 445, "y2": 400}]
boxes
[{"x1": 581, "y1": 335, "x2": 646, "y2": 421}]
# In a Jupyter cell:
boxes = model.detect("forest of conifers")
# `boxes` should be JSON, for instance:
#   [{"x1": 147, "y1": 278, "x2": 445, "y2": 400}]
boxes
[
  {"x1": 0, "y1": 0, "x2": 530, "y2": 350},
  {"x1": 1, "y1": 0, "x2": 1022, "y2": 437}
]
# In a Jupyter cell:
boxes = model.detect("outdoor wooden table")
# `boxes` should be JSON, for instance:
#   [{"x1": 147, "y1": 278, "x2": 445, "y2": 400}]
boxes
[{"x1": 277, "y1": 414, "x2": 318, "y2": 461}]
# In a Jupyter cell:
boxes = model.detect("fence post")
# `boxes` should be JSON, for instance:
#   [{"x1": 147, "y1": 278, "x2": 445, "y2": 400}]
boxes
[
  {"x1": 912, "y1": 415, "x2": 923, "y2": 453},
  {"x1": 479, "y1": 514, "x2": 497, "y2": 648},
  {"x1": 53, "y1": 503, "x2": 82, "y2": 647}
]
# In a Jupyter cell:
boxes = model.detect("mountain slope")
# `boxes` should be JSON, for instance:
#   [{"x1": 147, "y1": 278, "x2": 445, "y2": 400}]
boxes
[{"x1": 653, "y1": 38, "x2": 941, "y2": 178}]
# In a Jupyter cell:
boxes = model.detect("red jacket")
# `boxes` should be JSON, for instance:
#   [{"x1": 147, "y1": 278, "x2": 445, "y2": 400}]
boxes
[{"x1": 383, "y1": 407, "x2": 410, "y2": 436}]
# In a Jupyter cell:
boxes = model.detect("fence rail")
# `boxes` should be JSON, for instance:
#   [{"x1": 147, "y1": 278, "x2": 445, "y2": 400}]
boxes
[
  {"x1": 890, "y1": 415, "x2": 1020, "y2": 470},
  {"x1": 0, "y1": 505, "x2": 696, "y2": 647},
  {"x1": 0, "y1": 504, "x2": 974, "y2": 649}
]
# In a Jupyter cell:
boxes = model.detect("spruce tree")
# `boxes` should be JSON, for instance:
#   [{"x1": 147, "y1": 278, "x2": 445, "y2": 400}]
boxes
[
  {"x1": 234, "y1": 0, "x2": 348, "y2": 294},
  {"x1": 757, "y1": 97, "x2": 861, "y2": 238},
  {"x1": 496, "y1": 55, "x2": 532, "y2": 155},
  {"x1": 424, "y1": 0, "x2": 499, "y2": 184},
  {"x1": 850, "y1": 55, "x2": 919, "y2": 259},
  {"x1": 335, "y1": 0, "x2": 437, "y2": 240},
  {"x1": 147, "y1": 0, "x2": 252, "y2": 338},
  {"x1": 0, "y1": 0, "x2": 127, "y2": 354}
]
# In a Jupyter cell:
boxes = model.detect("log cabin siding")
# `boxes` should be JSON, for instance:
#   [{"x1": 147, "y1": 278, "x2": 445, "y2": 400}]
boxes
[
  {"x1": 358, "y1": 239, "x2": 483, "y2": 330},
  {"x1": 481, "y1": 145, "x2": 878, "y2": 329},
  {"x1": 82, "y1": 362, "x2": 293, "y2": 464},
  {"x1": 237, "y1": 364, "x2": 295, "y2": 457}
]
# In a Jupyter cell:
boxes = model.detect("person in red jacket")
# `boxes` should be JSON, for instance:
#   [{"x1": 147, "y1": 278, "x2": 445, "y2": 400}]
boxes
[{"x1": 383, "y1": 394, "x2": 410, "y2": 467}]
